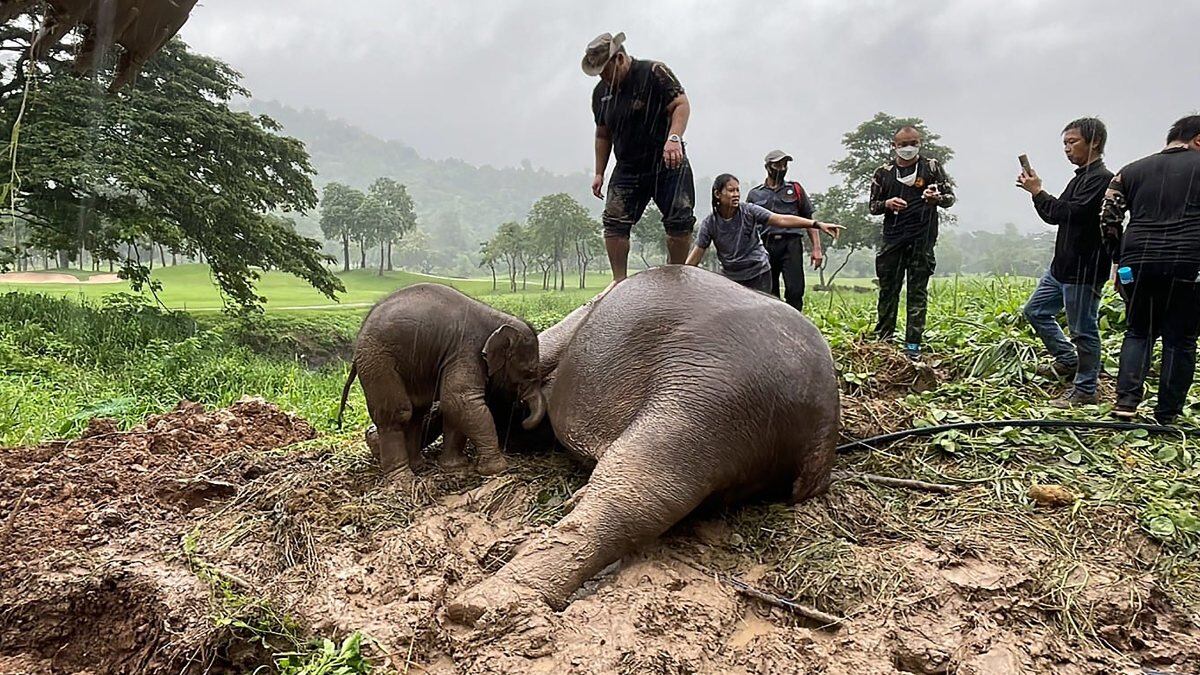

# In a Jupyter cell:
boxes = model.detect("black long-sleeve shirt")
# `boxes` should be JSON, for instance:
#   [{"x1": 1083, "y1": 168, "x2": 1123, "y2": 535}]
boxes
[
  {"x1": 1032, "y1": 160, "x2": 1113, "y2": 285},
  {"x1": 1101, "y1": 146, "x2": 1200, "y2": 275},
  {"x1": 869, "y1": 157, "x2": 955, "y2": 248}
]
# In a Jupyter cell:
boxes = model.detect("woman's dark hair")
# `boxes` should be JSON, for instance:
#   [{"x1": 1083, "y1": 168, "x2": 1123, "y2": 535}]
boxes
[
  {"x1": 1063, "y1": 117, "x2": 1107, "y2": 154},
  {"x1": 711, "y1": 173, "x2": 738, "y2": 211},
  {"x1": 1167, "y1": 115, "x2": 1200, "y2": 144}
]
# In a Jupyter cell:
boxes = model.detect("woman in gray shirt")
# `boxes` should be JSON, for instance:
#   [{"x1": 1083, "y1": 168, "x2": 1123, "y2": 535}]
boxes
[{"x1": 686, "y1": 174, "x2": 841, "y2": 292}]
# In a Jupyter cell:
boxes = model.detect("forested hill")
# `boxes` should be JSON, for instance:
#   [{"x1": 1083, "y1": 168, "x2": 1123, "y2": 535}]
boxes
[{"x1": 245, "y1": 101, "x2": 597, "y2": 249}]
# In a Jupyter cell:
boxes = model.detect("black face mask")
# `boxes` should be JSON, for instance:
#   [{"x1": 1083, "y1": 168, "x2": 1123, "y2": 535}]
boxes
[{"x1": 767, "y1": 167, "x2": 786, "y2": 181}]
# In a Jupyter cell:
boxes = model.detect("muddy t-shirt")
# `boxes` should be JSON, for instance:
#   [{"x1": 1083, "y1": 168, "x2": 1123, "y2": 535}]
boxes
[
  {"x1": 696, "y1": 203, "x2": 773, "y2": 281},
  {"x1": 592, "y1": 58, "x2": 685, "y2": 171}
]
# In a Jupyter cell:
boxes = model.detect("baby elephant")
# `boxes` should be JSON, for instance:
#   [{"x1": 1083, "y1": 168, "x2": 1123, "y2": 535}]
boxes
[{"x1": 338, "y1": 284, "x2": 545, "y2": 475}]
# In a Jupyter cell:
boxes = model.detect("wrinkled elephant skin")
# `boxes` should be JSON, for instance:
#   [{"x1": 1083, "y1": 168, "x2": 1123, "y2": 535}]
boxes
[
  {"x1": 343, "y1": 284, "x2": 544, "y2": 476},
  {"x1": 448, "y1": 266, "x2": 840, "y2": 623}
]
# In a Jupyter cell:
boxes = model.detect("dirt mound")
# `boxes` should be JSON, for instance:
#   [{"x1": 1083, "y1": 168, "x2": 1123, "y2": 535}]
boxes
[
  {"x1": 0, "y1": 398, "x2": 316, "y2": 674},
  {"x1": 2, "y1": 400, "x2": 1198, "y2": 674},
  {"x1": 839, "y1": 340, "x2": 947, "y2": 441}
]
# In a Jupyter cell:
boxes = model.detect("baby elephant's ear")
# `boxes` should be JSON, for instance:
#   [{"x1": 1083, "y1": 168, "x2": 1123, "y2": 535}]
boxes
[{"x1": 483, "y1": 325, "x2": 519, "y2": 377}]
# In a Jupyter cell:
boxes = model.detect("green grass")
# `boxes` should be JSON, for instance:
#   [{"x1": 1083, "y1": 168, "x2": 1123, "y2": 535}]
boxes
[{"x1": 0, "y1": 264, "x2": 612, "y2": 312}]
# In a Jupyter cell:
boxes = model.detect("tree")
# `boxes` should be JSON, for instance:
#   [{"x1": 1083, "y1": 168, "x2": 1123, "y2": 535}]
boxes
[
  {"x1": 632, "y1": 206, "x2": 667, "y2": 269},
  {"x1": 478, "y1": 239, "x2": 498, "y2": 291},
  {"x1": 527, "y1": 193, "x2": 589, "y2": 291},
  {"x1": 491, "y1": 220, "x2": 526, "y2": 292},
  {"x1": 1, "y1": 28, "x2": 342, "y2": 308},
  {"x1": 354, "y1": 195, "x2": 389, "y2": 275},
  {"x1": 572, "y1": 217, "x2": 603, "y2": 288},
  {"x1": 820, "y1": 112, "x2": 956, "y2": 288},
  {"x1": 829, "y1": 112, "x2": 955, "y2": 195},
  {"x1": 811, "y1": 185, "x2": 874, "y2": 288},
  {"x1": 368, "y1": 177, "x2": 417, "y2": 272},
  {"x1": 320, "y1": 182, "x2": 364, "y2": 272},
  {"x1": 393, "y1": 227, "x2": 433, "y2": 273}
]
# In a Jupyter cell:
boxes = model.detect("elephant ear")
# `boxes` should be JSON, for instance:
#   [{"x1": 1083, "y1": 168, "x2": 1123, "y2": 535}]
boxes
[{"x1": 482, "y1": 325, "x2": 519, "y2": 377}]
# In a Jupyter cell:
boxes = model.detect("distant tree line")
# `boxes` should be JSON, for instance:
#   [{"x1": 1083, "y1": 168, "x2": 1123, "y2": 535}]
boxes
[
  {"x1": 318, "y1": 178, "x2": 417, "y2": 275},
  {"x1": 477, "y1": 193, "x2": 603, "y2": 291}
]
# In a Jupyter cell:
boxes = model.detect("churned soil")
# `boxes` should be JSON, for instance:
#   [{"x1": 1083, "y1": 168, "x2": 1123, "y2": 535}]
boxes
[{"x1": 1, "y1": 398, "x2": 1198, "y2": 674}]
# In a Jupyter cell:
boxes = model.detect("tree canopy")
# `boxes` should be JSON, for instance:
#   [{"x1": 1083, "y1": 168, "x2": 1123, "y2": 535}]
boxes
[{"x1": 0, "y1": 20, "x2": 342, "y2": 308}]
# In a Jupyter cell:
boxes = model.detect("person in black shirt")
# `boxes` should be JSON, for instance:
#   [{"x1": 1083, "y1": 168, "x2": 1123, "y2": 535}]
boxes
[
  {"x1": 1016, "y1": 118, "x2": 1113, "y2": 407},
  {"x1": 583, "y1": 32, "x2": 695, "y2": 281},
  {"x1": 746, "y1": 149, "x2": 823, "y2": 312},
  {"x1": 1101, "y1": 115, "x2": 1200, "y2": 425},
  {"x1": 869, "y1": 126, "x2": 955, "y2": 360}
]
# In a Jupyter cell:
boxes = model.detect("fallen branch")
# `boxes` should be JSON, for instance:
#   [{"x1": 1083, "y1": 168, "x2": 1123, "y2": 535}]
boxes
[
  {"x1": 839, "y1": 472, "x2": 959, "y2": 494},
  {"x1": 672, "y1": 555, "x2": 846, "y2": 629},
  {"x1": 724, "y1": 576, "x2": 846, "y2": 628}
]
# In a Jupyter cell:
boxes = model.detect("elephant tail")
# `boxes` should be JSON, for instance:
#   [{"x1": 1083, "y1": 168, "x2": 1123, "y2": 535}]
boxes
[{"x1": 336, "y1": 362, "x2": 358, "y2": 429}]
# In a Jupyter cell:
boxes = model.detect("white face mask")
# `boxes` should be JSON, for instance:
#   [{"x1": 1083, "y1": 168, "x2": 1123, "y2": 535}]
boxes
[{"x1": 895, "y1": 146, "x2": 920, "y2": 161}]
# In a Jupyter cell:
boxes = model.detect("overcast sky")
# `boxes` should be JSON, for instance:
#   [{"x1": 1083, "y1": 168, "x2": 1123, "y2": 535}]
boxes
[{"x1": 179, "y1": 0, "x2": 1197, "y2": 232}]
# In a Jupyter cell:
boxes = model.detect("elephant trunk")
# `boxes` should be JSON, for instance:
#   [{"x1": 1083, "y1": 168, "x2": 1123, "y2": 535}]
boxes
[{"x1": 521, "y1": 386, "x2": 547, "y2": 430}]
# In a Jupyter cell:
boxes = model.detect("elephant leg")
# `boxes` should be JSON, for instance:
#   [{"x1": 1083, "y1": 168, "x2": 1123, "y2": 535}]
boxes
[
  {"x1": 447, "y1": 422, "x2": 707, "y2": 624},
  {"x1": 403, "y1": 419, "x2": 428, "y2": 472},
  {"x1": 439, "y1": 426, "x2": 469, "y2": 470},
  {"x1": 439, "y1": 380, "x2": 507, "y2": 476},
  {"x1": 356, "y1": 347, "x2": 416, "y2": 472}
]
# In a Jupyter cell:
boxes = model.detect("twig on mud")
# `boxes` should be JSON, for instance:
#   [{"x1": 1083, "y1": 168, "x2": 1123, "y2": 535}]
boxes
[
  {"x1": 724, "y1": 576, "x2": 846, "y2": 628},
  {"x1": 839, "y1": 472, "x2": 960, "y2": 494},
  {"x1": 0, "y1": 487, "x2": 29, "y2": 544},
  {"x1": 672, "y1": 555, "x2": 846, "y2": 629}
]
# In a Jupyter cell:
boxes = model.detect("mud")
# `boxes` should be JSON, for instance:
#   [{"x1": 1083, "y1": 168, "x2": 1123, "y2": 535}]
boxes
[{"x1": 1, "y1": 399, "x2": 1198, "y2": 674}]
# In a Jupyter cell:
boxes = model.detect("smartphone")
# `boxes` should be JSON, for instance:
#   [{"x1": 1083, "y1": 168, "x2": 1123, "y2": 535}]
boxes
[{"x1": 1018, "y1": 154, "x2": 1033, "y2": 175}]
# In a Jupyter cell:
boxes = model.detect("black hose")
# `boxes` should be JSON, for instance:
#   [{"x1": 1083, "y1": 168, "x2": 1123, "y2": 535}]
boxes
[{"x1": 837, "y1": 418, "x2": 1192, "y2": 453}]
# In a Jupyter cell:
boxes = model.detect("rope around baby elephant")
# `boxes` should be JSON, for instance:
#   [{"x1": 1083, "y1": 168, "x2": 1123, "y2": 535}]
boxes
[{"x1": 836, "y1": 418, "x2": 1192, "y2": 454}]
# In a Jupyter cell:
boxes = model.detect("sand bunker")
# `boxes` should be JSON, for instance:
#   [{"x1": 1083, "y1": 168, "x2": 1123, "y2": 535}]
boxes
[{"x1": 0, "y1": 272, "x2": 123, "y2": 284}]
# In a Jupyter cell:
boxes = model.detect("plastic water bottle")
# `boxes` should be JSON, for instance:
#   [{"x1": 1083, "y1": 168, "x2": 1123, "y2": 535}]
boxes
[{"x1": 1117, "y1": 266, "x2": 1134, "y2": 285}]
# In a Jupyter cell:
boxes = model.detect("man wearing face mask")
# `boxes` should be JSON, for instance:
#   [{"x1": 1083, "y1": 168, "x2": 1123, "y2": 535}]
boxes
[
  {"x1": 869, "y1": 126, "x2": 956, "y2": 361},
  {"x1": 583, "y1": 31, "x2": 695, "y2": 282},
  {"x1": 746, "y1": 150, "x2": 823, "y2": 312}
]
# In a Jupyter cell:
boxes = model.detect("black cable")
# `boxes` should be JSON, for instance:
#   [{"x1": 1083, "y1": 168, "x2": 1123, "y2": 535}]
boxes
[{"x1": 837, "y1": 418, "x2": 1192, "y2": 453}]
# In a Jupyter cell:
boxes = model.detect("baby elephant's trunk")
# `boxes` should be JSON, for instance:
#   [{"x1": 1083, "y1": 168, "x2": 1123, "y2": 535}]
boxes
[{"x1": 521, "y1": 386, "x2": 547, "y2": 430}]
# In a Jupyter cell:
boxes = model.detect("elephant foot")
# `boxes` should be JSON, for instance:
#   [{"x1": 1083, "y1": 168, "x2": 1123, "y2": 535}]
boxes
[
  {"x1": 476, "y1": 453, "x2": 509, "y2": 476},
  {"x1": 438, "y1": 452, "x2": 469, "y2": 471},
  {"x1": 446, "y1": 577, "x2": 546, "y2": 627}
]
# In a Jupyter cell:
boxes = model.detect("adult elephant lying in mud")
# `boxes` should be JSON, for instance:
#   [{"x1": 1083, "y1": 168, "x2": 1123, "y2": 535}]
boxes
[{"x1": 448, "y1": 265, "x2": 840, "y2": 623}]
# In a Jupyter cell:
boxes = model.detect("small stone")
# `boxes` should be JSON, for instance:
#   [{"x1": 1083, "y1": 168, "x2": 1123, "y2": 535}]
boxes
[{"x1": 1028, "y1": 484, "x2": 1075, "y2": 508}]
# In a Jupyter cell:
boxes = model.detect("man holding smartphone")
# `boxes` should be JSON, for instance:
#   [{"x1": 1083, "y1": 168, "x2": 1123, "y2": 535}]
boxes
[
  {"x1": 869, "y1": 126, "x2": 956, "y2": 361},
  {"x1": 1016, "y1": 118, "x2": 1113, "y2": 408}
]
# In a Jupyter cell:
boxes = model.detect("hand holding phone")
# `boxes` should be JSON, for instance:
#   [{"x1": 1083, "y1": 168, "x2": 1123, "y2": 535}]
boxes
[{"x1": 1018, "y1": 154, "x2": 1034, "y2": 176}]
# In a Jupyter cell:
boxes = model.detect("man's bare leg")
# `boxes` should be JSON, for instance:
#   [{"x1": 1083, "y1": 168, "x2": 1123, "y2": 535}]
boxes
[
  {"x1": 606, "y1": 236, "x2": 630, "y2": 281},
  {"x1": 665, "y1": 233, "x2": 692, "y2": 265}
]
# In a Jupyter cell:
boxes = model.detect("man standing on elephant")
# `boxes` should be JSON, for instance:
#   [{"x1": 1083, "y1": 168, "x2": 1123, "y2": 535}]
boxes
[
  {"x1": 746, "y1": 149, "x2": 823, "y2": 312},
  {"x1": 869, "y1": 126, "x2": 956, "y2": 361},
  {"x1": 583, "y1": 31, "x2": 696, "y2": 281}
]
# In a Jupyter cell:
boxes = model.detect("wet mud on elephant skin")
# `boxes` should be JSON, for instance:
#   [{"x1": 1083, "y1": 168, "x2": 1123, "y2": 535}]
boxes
[{"x1": 448, "y1": 265, "x2": 840, "y2": 624}]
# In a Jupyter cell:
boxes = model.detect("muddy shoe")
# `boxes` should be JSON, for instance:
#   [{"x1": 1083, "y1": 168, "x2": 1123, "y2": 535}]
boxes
[
  {"x1": 1049, "y1": 389, "x2": 1099, "y2": 408},
  {"x1": 1036, "y1": 361, "x2": 1076, "y2": 381},
  {"x1": 1111, "y1": 404, "x2": 1138, "y2": 419},
  {"x1": 904, "y1": 343, "x2": 921, "y2": 362}
]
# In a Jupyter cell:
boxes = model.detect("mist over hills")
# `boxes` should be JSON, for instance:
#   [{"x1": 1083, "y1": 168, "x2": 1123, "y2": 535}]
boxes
[{"x1": 247, "y1": 100, "x2": 598, "y2": 271}]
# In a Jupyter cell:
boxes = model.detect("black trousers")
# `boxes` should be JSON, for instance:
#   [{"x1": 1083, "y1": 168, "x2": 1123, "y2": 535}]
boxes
[
  {"x1": 1116, "y1": 269, "x2": 1200, "y2": 419},
  {"x1": 762, "y1": 233, "x2": 806, "y2": 312},
  {"x1": 875, "y1": 239, "x2": 936, "y2": 345},
  {"x1": 601, "y1": 160, "x2": 697, "y2": 239}
]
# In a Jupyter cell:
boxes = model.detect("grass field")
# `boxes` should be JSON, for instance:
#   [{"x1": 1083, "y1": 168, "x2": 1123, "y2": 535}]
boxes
[{"x1": 0, "y1": 264, "x2": 882, "y2": 312}]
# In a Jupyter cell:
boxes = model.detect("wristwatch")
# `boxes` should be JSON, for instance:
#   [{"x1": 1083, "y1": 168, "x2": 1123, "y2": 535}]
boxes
[{"x1": 667, "y1": 134, "x2": 682, "y2": 144}]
